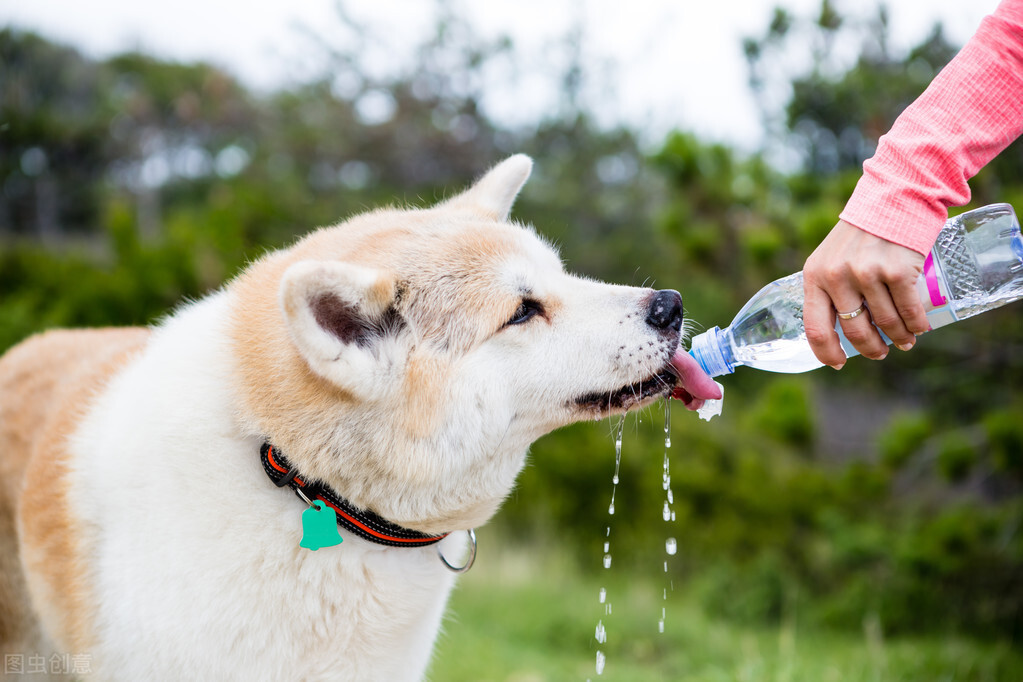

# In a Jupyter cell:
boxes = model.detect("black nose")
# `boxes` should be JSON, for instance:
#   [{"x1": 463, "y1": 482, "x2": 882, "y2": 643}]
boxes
[{"x1": 646, "y1": 289, "x2": 683, "y2": 332}]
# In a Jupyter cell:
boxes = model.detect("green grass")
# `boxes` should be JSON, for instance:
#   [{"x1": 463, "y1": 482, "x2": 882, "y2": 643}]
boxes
[{"x1": 429, "y1": 542, "x2": 1023, "y2": 682}]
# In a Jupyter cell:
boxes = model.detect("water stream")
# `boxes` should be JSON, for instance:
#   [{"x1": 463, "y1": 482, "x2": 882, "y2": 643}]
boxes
[
  {"x1": 591, "y1": 401, "x2": 678, "y2": 677},
  {"x1": 658, "y1": 399, "x2": 675, "y2": 636},
  {"x1": 594, "y1": 418, "x2": 624, "y2": 676}
]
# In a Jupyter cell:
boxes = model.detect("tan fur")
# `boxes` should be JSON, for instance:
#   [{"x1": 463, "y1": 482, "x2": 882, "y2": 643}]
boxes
[
  {"x1": 226, "y1": 207, "x2": 549, "y2": 509},
  {"x1": 400, "y1": 351, "x2": 448, "y2": 438},
  {"x1": 0, "y1": 328, "x2": 150, "y2": 654},
  {"x1": 228, "y1": 249, "x2": 348, "y2": 463}
]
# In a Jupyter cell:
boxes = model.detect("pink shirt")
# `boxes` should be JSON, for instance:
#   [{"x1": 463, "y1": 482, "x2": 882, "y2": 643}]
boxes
[{"x1": 840, "y1": 0, "x2": 1023, "y2": 255}]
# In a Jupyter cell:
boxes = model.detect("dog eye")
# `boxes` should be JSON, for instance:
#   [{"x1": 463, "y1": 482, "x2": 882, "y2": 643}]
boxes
[{"x1": 506, "y1": 299, "x2": 543, "y2": 326}]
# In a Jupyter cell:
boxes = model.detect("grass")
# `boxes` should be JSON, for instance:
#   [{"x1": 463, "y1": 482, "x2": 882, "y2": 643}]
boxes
[{"x1": 428, "y1": 540, "x2": 1023, "y2": 682}]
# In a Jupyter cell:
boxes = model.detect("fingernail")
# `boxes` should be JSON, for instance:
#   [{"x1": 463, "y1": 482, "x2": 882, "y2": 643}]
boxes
[
  {"x1": 876, "y1": 352, "x2": 888, "y2": 361},
  {"x1": 895, "y1": 340, "x2": 915, "y2": 351},
  {"x1": 829, "y1": 362, "x2": 845, "y2": 370}
]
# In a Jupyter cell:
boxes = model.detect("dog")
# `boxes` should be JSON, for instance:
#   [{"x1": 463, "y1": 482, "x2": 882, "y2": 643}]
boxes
[{"x1": 0, "y1": 155, "x2": 720, "y2": 680}]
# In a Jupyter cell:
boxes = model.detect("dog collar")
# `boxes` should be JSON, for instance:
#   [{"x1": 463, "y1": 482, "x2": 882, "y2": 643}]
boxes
[{"x1": 260, "y1": 442, "x2": 450, "y2": 549}]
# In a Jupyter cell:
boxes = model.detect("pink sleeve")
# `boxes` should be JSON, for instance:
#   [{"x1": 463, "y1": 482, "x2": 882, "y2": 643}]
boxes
[{"x1": 840, "y1": 0, "x2": 1023, "y2": 255}]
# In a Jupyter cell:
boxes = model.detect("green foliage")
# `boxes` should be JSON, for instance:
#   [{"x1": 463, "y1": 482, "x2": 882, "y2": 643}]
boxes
[
  {"x1": 740, "y1": 222, "x2": 785, "y2": 268},
  {"x1": 937, "y1": 432, "x2": 977, "y2": 483},
  {"x1": 985, "y1": 406, "x2": 1023, "y2": 479},
  {"x1": 746, "y1": 379, "x2": 815, "y2": 450},
  {"x1": 878, "y1": 411, "x2": 932, "y2": 470},
  {"x1": 0, "y1": 29, "x2": 109, "y2": 236}
]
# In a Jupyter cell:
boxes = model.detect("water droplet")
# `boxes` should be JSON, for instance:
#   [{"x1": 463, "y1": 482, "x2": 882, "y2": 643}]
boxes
[
  {"x1": 603, "y1": 542, "x2": 610, "y2": 553},
  {"x1": 612, "y1": 474, "x2": 619, "y2": 485},
  {"x1": 667, "y1": 489, "x2": 674, "y2": 504},
  {"x1": 658, "y1": 619, "x2": 665, "y2": 633},
  {"x1": 603, "y1": 554, "x2": 612, "y2": 569},
  {"x1": 671, "y1": 511, "x2": 676, "y2": 522},
  {"x1": 595, "y1": 620, "x2": 606, "y2": 644},
  {"x1": 663, "y1": 400, "x2": 672, "y2": 448},
  {"x1": 662, "y1": 502, "x2": 671, "y2": 521},
  {"x1": 608, "y1": 502, "x2": 615, "y2": 515},
  {"x1": 663, "y1": 561, "x2": 668, "y2": 572},
  {"x1": 666, "y1": 538, "x2": 677, "y2": 555},
  {"x1": 599, "y1": 588, "x2": 606, "y2": 604},
  {"x1": 596, "y1": 650, "x2": 606, "y2": 675}
]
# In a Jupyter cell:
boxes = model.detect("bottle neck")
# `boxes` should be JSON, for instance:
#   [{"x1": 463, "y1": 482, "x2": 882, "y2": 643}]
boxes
[{"x1": 689, "y1": 326, "x2": 735, "y2": 378}]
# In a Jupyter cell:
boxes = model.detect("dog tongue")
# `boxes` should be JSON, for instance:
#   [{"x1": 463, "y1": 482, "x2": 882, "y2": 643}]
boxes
[{"x1": 670, "y1": 347, "x2": 723, "y2": 411}]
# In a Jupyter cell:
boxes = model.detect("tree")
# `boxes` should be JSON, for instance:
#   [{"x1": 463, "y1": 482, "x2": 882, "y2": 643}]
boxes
[
  {"x1": 744, "y1": 2, "x2": 959, "y2": 173},
  {"x1": 0, "y1": 30, "x2": 108, "y2": 239}
]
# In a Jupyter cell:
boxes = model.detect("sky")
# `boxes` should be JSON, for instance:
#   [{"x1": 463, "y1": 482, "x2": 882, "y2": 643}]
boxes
[{"x1": 2, "y1": 0, "x2": 998, "y2": 151}]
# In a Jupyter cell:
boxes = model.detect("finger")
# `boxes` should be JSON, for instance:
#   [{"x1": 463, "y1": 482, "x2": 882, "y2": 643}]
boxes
[
  {"x1": 836, "y1": 299, "x2": 889, "y2": 360},
  {"x1": 888, "y1": 274, "x2": 930, "y2": 339},
  {"x1": 860, "y1": 282, "x2": 916, "y2": 352},
  {"x1": 803, "y1": 282, "x2": 847, "y2": 369}
]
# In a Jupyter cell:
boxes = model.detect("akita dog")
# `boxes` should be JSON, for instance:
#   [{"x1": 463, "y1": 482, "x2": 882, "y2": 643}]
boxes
[{"x1": 0, "y1": 155, "x2": 720, "y2": 680}]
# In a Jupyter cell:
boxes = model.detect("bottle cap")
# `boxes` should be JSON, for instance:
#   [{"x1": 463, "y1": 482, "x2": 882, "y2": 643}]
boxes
[{"x1": 689, "y1": 327, "x2": 734, "y2": 378}]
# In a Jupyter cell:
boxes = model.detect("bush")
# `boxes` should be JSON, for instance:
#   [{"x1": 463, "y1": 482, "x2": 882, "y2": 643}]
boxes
[
  {"x1": 937, "y1": 432, "x2": 977, "y2": 483},
  {"x1": 878, "y1": 411, "x2": 932, "y2": 470}
]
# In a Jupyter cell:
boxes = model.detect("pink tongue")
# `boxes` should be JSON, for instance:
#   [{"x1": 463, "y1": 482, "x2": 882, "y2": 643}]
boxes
[{"x1": 670, "y1": 348, "x2": 723, "y2": 410}]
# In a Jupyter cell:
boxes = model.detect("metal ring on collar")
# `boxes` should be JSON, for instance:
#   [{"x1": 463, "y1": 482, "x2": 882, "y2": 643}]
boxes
[
  {"x1": 438, "y1": 529, "x2": 477, "y2": 574},
  {"x1": 293, "y1": 487, "x2": 317, "y2": 509},
  {"x1": 837, "y1": 303, "x2": 867, "y2": 320}
]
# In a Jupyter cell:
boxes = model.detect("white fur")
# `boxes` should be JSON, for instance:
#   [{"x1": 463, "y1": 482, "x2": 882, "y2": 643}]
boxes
[
  {"x1": 70, "y1": 294, "x2": 463, "y2": 680},
  {"x1": 7, "y1": 155, "x2": 685, "y2": 680}
]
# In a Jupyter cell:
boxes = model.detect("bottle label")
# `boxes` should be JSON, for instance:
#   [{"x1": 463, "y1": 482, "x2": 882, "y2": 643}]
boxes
[{"x1": 917, "y1": 252, "x2": 957, "y2": 330}]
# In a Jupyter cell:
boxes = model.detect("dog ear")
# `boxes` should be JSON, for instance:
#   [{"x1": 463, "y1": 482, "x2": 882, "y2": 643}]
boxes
[
  {"x1": 442, "y1": 154, "x2": 532, "y2": 221},
  {"x1": 279, "y1": 260, "x2": 401, "y2": 399}
]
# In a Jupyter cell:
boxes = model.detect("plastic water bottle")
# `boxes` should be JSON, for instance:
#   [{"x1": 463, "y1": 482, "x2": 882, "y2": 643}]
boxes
[{"x1": 690, "y1": 203, "x2": 1023, "y2": 377}]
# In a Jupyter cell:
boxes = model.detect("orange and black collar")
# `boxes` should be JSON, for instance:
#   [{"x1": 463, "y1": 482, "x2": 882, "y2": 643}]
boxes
[{"x1": 260, "y1": 443, "x2": 449, "y2": 548}]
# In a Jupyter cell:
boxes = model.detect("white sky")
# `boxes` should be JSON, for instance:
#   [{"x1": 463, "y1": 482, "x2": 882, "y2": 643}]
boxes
[{"x1": 1, "y1": 0, "x2": 997, "y2": 151}]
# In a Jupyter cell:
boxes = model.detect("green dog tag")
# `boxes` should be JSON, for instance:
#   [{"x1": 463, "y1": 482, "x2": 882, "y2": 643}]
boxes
[{"x1": 300, "y1": 500, "x2": 343, "y2": 550}]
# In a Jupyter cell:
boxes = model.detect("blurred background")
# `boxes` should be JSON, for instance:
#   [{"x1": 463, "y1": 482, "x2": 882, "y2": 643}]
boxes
[{"x1": 2, "y1": 0, "x2": 1022, "y2": 679}]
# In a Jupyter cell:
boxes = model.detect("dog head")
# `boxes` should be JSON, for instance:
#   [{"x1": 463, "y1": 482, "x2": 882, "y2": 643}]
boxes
[{"x1": 229, "y1": 155, "x2": 716, "y2": 533}]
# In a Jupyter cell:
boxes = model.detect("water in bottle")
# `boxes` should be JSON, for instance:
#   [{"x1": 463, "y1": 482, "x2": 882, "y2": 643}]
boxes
[{"x1": 690, "y1": 203, "x2": 1023, "y2": 377}]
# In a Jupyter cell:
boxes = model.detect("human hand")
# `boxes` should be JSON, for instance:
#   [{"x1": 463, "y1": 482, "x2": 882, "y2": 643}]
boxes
[{"x1": 803, "y1": 220, "x2": 929, "y2": 368}]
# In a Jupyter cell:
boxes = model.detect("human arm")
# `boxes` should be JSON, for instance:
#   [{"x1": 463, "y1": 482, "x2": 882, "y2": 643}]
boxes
[{"x1": 804, "y1": 0, "x2": 1023, "y2": 367}]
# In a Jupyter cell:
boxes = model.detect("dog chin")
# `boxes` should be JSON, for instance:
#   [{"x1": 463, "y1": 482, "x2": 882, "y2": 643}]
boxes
[{"x1": 571, "y1": 365, "x2": 678, "y2": 417}]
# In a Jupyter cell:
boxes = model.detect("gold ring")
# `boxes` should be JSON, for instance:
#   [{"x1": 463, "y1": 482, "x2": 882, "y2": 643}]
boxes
[{"x1": 837, "y1": 303, "x2": 866, "y2": 320}]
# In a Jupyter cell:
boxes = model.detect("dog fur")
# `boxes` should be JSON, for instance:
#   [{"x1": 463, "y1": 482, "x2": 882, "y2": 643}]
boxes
[{"x1": 0, "y1": 155, "x2": 688, "y2": 680}]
